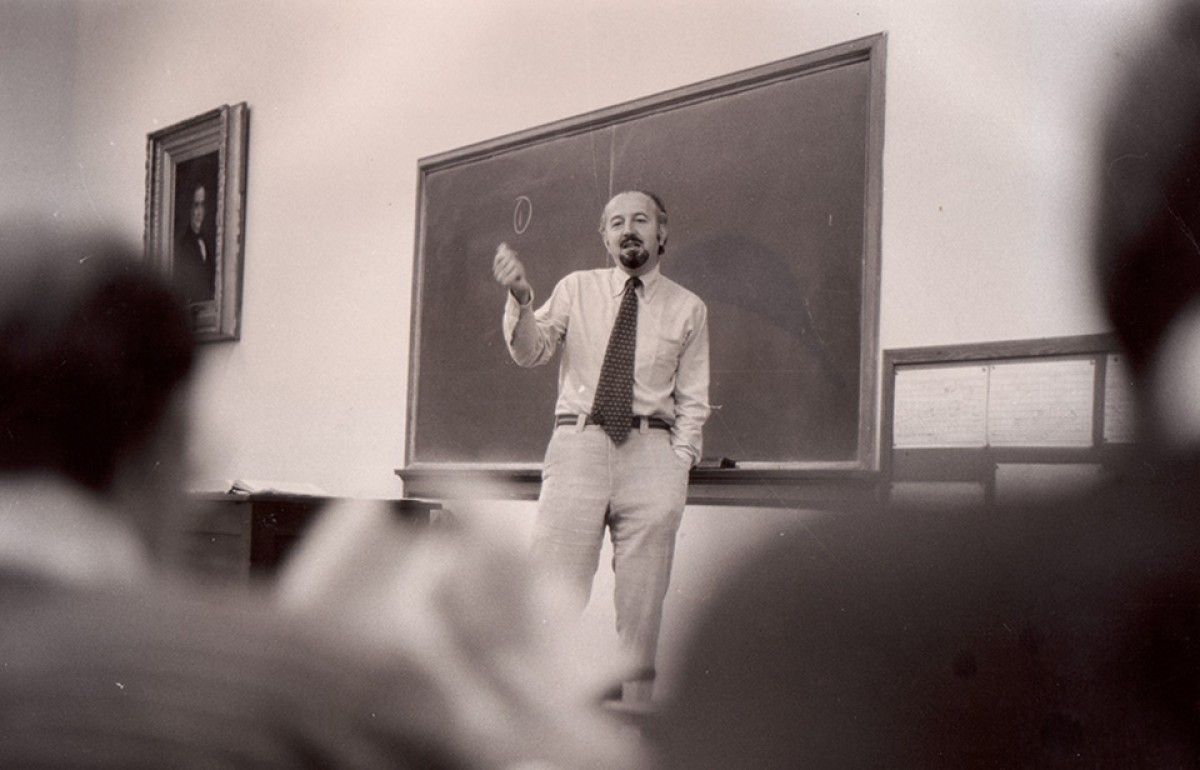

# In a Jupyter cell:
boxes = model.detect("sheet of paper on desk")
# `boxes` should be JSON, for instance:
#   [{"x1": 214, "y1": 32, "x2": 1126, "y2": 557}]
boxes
[{"x1": 226, "y1": 479, "x2": 330, "y2": 496}]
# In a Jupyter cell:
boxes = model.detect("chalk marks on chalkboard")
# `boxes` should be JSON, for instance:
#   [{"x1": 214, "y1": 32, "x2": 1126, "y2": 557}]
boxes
[{"x1": 513, "y1": 196, "x2": 533, "y2": 235}]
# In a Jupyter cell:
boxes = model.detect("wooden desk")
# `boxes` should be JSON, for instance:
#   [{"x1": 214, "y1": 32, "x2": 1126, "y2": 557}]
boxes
[
  {"x1": 397, "y1": 465, "x2": 880, "y2": 508},
  {"x1": 179, "y1": 494, "x2": 441, "y2": 582}
]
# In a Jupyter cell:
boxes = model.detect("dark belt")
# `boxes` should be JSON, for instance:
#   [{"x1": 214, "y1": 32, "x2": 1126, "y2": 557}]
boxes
[{"x1": 555, "y1": 414, "x2": 671, "y2": 430}]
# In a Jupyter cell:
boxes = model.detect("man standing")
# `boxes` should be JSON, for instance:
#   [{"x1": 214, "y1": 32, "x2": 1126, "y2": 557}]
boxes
[
  {"x1": 492, "y1": 190, "x2": 710, "y2": 702},
  {"x1": 174, "y1": 181, "x2": 217, "y2": 305}
]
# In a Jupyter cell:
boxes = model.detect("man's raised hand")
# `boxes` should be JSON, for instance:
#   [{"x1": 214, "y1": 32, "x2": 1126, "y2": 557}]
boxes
[{"x1": 493, "y1": 242, "x2": 532, "y2": 305}]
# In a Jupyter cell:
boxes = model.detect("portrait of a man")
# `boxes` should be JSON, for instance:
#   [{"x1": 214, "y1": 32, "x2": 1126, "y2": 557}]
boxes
[{"x1": 173, "y1": 153, "x2": 219, "y2": 306}]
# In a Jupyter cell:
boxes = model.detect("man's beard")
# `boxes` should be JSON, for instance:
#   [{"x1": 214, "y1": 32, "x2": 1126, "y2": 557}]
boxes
[{"x1": 619, "y1": 236, "x2": 650, "y2": 270}]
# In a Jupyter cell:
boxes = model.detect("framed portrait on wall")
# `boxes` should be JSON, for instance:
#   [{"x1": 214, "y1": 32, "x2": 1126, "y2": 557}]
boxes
[{"x1": 144, "y1": 102, "x2": 249, "y2": 341}]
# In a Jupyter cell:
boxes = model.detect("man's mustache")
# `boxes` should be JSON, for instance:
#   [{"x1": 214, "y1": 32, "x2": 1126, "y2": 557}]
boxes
[{"x1": 620, "y1": 234, "x2": 645, "y2": 249}]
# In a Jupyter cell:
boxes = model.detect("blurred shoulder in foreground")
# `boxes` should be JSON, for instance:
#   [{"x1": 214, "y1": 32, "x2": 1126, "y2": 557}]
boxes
[{"x1": 655, "y1": 470, "x2": 1200, "y2": 767}]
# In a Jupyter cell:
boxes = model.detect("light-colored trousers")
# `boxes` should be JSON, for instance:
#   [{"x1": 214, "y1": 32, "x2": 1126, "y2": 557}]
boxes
[{"x1": 532, "y1": 419, "x2": 691, "y2": 683}]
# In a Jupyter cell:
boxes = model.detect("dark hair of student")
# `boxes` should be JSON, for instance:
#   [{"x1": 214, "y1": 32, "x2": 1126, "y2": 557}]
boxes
[
  {"x1": 1094, "y1": 0, "x2": 1200, "y2": 380},
  {"x1": 0, "y1": 225, "x2": 195, "y2": 494}
]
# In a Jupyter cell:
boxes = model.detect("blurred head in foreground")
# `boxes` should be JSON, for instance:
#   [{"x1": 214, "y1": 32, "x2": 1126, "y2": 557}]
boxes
[
  {"x1": 0, "y1": 222, "x2": 195, "y2": 556},
  {"x1": 1094, "y1": 0, "x2": 1200, "y2": 447},
  {"x1": 654, "y1": 2, "x2": 1200, "y2": 767}
]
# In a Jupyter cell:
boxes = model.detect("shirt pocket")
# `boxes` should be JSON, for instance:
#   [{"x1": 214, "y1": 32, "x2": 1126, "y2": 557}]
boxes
[{"x1": 642, "y1": 314, "x2": 689, "y2": 383}]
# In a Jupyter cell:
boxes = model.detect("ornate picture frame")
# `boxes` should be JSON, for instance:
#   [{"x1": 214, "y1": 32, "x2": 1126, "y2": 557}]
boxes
[{"x1": 144, "y1": 103, "x2": 249, "y2": 341}]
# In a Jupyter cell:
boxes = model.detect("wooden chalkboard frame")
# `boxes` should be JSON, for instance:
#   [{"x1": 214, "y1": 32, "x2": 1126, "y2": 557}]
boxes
[{"x1": 400, "y1": 34, "x2": 887, "y2": 503}]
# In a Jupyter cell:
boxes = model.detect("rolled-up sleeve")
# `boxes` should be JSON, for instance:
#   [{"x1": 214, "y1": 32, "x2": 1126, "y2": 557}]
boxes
[
  {"x1": 502, "y1": 283, "x2": 569, "y2": 368},
  {"x1": 671, "y1": 302, "x2": 710, "y2": 466}
]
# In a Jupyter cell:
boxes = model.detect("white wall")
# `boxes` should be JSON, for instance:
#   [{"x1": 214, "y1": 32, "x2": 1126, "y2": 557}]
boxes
[
  {"x1": 2, "y1": 0, "x2": 1162, "y2": 495},
  {"x1": 1, "y1": 1, "x2": 78, "y2": 218}
]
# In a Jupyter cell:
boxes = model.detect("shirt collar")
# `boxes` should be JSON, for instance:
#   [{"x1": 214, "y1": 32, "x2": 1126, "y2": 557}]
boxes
[
  {"x1": 0, "y1": 476, "x2": 150, "y2": 586},
  {"x1": 607, "y1": 264, "x2": 662, "y2": 302}
]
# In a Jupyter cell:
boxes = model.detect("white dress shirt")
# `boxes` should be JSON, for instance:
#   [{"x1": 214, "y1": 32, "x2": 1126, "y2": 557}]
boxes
[{"x1": 503, "y1": 265, "x2": 710, "y2": 465}]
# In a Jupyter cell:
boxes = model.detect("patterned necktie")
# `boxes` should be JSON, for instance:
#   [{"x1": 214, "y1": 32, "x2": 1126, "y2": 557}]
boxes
[{"x1": 591, "y1": 276, "x2": 641, "y2": 445}]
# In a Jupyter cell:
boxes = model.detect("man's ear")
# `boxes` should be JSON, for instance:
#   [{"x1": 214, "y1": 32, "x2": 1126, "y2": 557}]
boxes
[{"x1": 657, "y1": 223, "x2": 669, "y2": 254}]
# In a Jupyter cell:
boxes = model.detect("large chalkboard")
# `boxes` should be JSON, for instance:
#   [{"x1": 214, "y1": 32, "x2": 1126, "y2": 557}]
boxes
[{"x1": 403, "y1": 35, "x2": 885, "y2": 488}]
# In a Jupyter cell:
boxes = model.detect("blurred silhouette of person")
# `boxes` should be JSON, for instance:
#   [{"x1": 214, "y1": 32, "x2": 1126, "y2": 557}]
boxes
[
  {"x1": 0, "y1": 223, "x2": 464, "y2": 768},
  {"x1": 174, "y1": 179, "x2": 217, "y2": 305},
  {"x1": 0, "y1": 221, "x2": 647, "y2": 770},
  {"x1": 0, "y1": 224, "x2": 200, "y2": 578},
  {"x1": 653, "y1": 2, "x2": 1200, "y2": 766}
]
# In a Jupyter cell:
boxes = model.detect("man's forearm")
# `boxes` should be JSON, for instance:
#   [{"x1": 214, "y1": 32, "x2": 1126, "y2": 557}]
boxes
[{"x1": 503, "y1": 293, "x2": 552, "y2": 367}]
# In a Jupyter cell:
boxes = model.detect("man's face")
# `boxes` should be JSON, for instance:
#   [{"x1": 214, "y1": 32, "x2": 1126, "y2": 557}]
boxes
[
  {"x1": 189, "y1": 186, "x2": 206, "y2": 234},
  {"x1": 601, "y1": 192, "x2": 665, "y2": 276}
]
